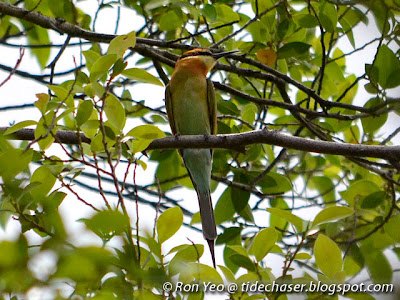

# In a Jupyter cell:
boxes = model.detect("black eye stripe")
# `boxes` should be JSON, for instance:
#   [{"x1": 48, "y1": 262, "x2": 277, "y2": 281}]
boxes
[{"x1": 180, "y1": 51, "x2": 213, "y2": 59}]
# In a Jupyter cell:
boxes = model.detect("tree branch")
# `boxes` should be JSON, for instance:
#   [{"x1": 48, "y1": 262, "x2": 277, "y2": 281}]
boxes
[{"x1": 1, "y1": 126, "x2": 399, "y2": 161}]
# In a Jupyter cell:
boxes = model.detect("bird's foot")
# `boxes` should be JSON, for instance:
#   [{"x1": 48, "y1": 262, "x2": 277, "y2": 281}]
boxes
[{"x1": 203, "y1": 132, "x2": 211, "y2": 141}]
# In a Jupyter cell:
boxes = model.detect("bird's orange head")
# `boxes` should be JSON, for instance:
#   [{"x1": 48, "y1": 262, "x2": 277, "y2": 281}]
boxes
[{"x1": 175, "y1": 48, "x2": 238, "y2": 76}]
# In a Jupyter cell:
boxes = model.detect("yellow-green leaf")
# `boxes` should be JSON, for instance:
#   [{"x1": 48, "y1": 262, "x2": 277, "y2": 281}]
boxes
[
  {"x1": 312, "y1": 207, "x2": 354, "y2": 228},
  {"x1": 104, "y1": 93, "x2": 125, "y2": 132},
  {"x1": 0, "y1": 149, "x2": 33, "y2": 183},
  {"x1": 157, "y1": 207, "x2": 183, "y2": 243},
  {"x1": 34, "y1": 93, "x2": 49, "y2": 114},
  {"x1": 127, "y1": 124, "x2": 165, "y2": 140},
  {"x1": 267, "y1": 208, "x2": 305, "y2": 232},
  {"x1": 319, "y1": 1, "x2": 337, "y2": 32},
  {"x1": 83, "y1": 50, "x2": 101, "y2": 71},
  {"x1": 314, "y1": 234, "x2": 343, "y2": 278},
  {"x1": 188, "y1": 262, "x2": 224, "y2": 284},
  {"x1": 4, "y1": 120, "x2": 37, "y2": 135},
  {"x1": 122, "y1": 68, "x2": 163, "y2": 86},
  {"x1": 249, "y1": 227, "x2": 277, "y2": 261},
  {"x1": 76, "y1": 100, "x2": 94, "y2": 127},
  {"x1": 159, "y1": 11, "x2": 182, "y2": 31},
  {"x1": 90, "y1": 54, "x2": 118, "y2": 82},
  {"x1": 108, "y1": 31, "x2": 136, "y2": 58},
  {"x1": 294, "y1": 252, "x2": 312, "y2": 260}
]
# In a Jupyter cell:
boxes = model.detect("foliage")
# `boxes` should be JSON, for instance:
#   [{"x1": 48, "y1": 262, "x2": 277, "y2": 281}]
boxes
[{"x1": 0, "y1": 0, "x2": 400, "y2": 299}]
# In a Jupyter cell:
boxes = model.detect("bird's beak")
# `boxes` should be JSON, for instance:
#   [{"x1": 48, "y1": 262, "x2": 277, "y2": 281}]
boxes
[{"x1": 212, "y1": 50, "x2": 239, "y2": 59}]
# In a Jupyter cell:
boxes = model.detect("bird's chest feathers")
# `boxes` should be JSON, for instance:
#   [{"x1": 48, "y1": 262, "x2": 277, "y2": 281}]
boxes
[{"x1": 170, "y1": 74, "x2": 210, "y2": 135}]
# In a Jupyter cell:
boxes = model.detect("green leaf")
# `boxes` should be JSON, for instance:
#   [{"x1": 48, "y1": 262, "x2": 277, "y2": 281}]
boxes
[
  {"x1": 218, "y1": 265, "x2": 236, "y2": 283},
  {"x1": 127, "y1": 124, "x2": 165, "y2": 140},
  {"x1": 144, "y1": 0, "x2": 170, "y2": 10},
  {"x1": 81, "y1": 120, "x2": 99, "y2": 139},
  {"x1": 81, "y1": 210, "x2": 129, "y2": 241},
  {"x1": 174, "y1": 2, "x2": 201, "y2": 18},
  {"x1": 83, "y1": 50, "x2": 101, "y2": 71},
  {"x1": 202, "y1": 4, "x2": 217, "y2": 21},
  {"x1": 90, "y1": 54, "x2": 118, "y2": 82},
  {"x1": 366, "y1": 1, "x2": 390, "y2": 34},
  {"x1": 259, "y1": 172, "x2": 292, "y2": 194},
  {"x1": 30, "y1": 166, "x2": 57, "y2": 200},
  {"x1": 340, "y1": 180, "x2": 380, "y2": 206},
  {"x1": 295, "y1": 252, "x2": 312, "y2": 260},
  {"x1": 127, "y1": 125, "x2": 165, "y2": 153},
  {"x1": 231, "y1": 186, "x2": 250, "y2": 214},
  {"x1": 35, "y1": 112, "x2": 57, "y2": 150},
  {"x1": 129, "y1": 139, "x2": 153, "y2": 154},
  {"x1": 216, "y1": 227, "x2": 241, "y2": 245},
  {"x1": 55, "y1": 247, "x2": 112, "y2": 282},
  {"x1": 216, "y1": 4, "x2": 240, "y2": 23},
  {"x1": 0, "y1": 149, "x2": 33, "y2": 183},
  {"x1": 385, "y1": 213, "x2": 400, "y2": 243},
  {"x1": 238, "y1": 204, "x2": 254, "y2": 223},
  {"x1": 361, "y1": 97, "x2": 388, "y2": 134},
  {"x1": 269, "y1": 198, "x2": 289, "y2": 232},
  {"x1": 339, "y1": 17, "x2": 355, "y2": 48},
  {"x1": 364, "y1": 82, "x2": 378, "y2": 94},
  {"x1": 34, "y1": 93, "x2": 50, "y2": 115},
  {"x1": 214, "y1": 188, "x2": 235, "y2": 225},
  {"x1": 112, "y1": 59, "x2": 128, "y2": 77},
  {"x1": 373, "y1": 45, "x2": 400, "y2": 89},
  {"x1": 4, "y1": 120, "x2": 37, "y2": 135},
  {"x1": 314, "y1": 234, "x2": 343, "y2": 278},
  {"x1": 312, "y1": 207, "x2": 354, "y2": 228},
  {"x1": 277, "y1": 42, "x2": 311, "y2": 59},
  {"x1": 217, "y1": 100, "x2": 240, "y2": 116},
  {"x1": 229, "y1": 254, "x2": 255, "y2": 271},
  {"x1": 90, "y1": 130, "x2": 115, "y2": 153},
  {"x1": 25, "y1": 24, "x2": 50, "y2": 68},
  {"x1": 267, "y1": 208, "x2": 305, "y2": 232},
  {"x1": 48, "y1": 84, "x2": 74, "y2": 107},
  {"x1": 294, "y1": 14, "x2": 318, "y2": 28},
  {"x1": 277, "y1": 19, "x2": 294, "y2": 40},
  {"x1": 0, "y1": 236, "x2": 28, "y2": 268},
  {"x1": 169, "y1": 244, "x2": 205, "y2": 276},
  {"x1": 247, "y1": 21, "x2": 269, "y2": 43},
  {"x1": 104, "y1": 93, "x2": 126, "y2": 132},
  {"x1": 241, "y1": 103, "x2": 258, "y2": 125},
  {"x1": 159, "y1": 11, "x2": 182, "y2": 31},
  {"x1": 122, "y1": 68, "x2": 164, "y2": 86},
  {"x1": 319, "y1": 1, "x2": 338, "y2": 32},
  {"x1": 108, "y1": 31, "x2": 136, "y2": 58},
  {"x1": 249, "y1": 227, "x2": 277, "y2": 261},
  {"x1": 309, "y1": 176, "x2": 335, "y2": 203},
  {"x1": 360, "y1": 245, "x2": 392, "y2": 284},
  {"x1": 76, "y1": 100, "x2": 94, "y2": 127},
  {"x1": 188, "y1": 262, "x2": 224, "y2": 284},
  {"x1": 157, "y1": 207, "x2": 183, "y2": 243},
  {"x1": 344, "y1": 244, "x2": 364, "y2": 277},
  {"x1": 360, "y1": 191, "x2": 385, "y2": 209},
  {"x1": 49, "y1": 1, "x2": 75, "y2": 22}
]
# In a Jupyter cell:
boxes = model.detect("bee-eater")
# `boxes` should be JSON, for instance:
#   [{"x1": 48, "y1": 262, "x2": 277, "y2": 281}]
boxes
[{"x1": 165, "y1": 48, "x2": 237, "y2": 268}]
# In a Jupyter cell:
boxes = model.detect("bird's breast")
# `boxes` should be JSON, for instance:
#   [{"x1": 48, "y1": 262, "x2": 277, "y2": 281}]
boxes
[{"x1": 170, "y1": 74, "x2": 211, "y2": 135}]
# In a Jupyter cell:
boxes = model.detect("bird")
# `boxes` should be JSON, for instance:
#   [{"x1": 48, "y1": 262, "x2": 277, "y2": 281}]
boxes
[{"x1": 165, "y1": 48, "x2": 237, "y2": 268}]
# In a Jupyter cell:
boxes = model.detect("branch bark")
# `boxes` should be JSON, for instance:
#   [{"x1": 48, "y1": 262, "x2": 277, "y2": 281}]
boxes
[
  {"x1": 2, "y1": 2, "x2": 398, "y2": 120},
  {"x1": 1, "y1": 127, "x2": 399, "y2": 161}
]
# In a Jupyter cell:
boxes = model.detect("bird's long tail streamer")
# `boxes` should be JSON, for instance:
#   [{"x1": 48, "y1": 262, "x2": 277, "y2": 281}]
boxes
[{"x1": 182, "y1": 149, "x2": 217, "y2": 267}]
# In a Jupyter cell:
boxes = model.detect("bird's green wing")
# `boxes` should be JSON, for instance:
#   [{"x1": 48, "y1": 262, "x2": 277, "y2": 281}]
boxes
[
  {"x1": 165, "y1": 84, "x2": 177, "y2": 135},
  {"x1": 206, "y1": 79, "x2": 217, "y2": 135}
]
